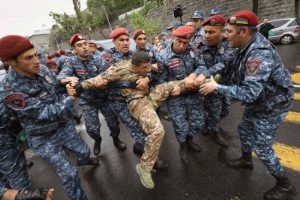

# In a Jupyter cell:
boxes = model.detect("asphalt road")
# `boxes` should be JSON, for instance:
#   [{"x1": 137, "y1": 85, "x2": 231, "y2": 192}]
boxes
[{"x1": 25, "y1": 41, "x2": 300, "y2": 200}]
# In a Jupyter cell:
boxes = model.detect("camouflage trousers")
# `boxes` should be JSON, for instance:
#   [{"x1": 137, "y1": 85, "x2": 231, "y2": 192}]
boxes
[
  {"x1": 81, "y1": 101, "x2": 120, "y2": 141},
  {"x1": 167, "y1": 93, "x2": 205, "y2": 144},
  {"x1": 128, "y1": 80, "x2": 183, "y2": 170},
  {"x1": 109, "y1": 100, "x2": 146, "y2": 150},
  {"x1": 238, "y1": 100, "x2": 292, "y2": 176},
  {"x1": 27, "y1": 120, "x2": 90, "y2": 200},
  {"x1": 0, "y1": 132, "x2": 30, "y2": 190}
]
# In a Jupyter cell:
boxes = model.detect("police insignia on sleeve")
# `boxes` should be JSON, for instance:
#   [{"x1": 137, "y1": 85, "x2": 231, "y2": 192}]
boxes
[
  {"x1": 92, "y1": 65, "x2": 97, "y2": 71},
  {"x1": 45, "y1": 75, "x2": 53, "y2": 84},
  {"x1": 245, "y1": 59, "x2": 261, "y2": 76},
  {"x1": 102, "y1": 53, "x2": 112, "y2": 63},
  {"x1": 5, "y1": 93, "x2": 26, "y2": 109}
]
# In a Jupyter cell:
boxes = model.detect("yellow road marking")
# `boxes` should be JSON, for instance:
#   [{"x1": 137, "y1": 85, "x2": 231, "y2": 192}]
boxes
[
  {"x1": 294, "y1": 92, "x2": 300, "y2": 100},
  {"x1": 253, "y1": 143, "x2": 300, "y2": 172},
  {"x1": 285, "y1": 111, "x2": 300, "y2": 124},
  {"x1": 291, "y1": 73, "x2": 300, "y2": 84}
]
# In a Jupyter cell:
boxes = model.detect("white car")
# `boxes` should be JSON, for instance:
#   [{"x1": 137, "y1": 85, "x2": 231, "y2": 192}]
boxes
[{"x1": 257, "y1": 18, "x2": 300, "y2": 44}]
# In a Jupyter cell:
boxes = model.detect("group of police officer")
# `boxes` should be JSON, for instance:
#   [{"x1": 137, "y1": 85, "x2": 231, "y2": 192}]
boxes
[{"x1": 0, "y1": 7, "x2": 297, "y2": 200}]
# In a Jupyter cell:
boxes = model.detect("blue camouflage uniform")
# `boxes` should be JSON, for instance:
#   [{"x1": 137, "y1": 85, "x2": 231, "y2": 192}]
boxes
[
  {"x1": 195, "y1": 40, "x2": 237, "y2": 133},
  {"x1": 191, "y1": 27, "x2": 205, "y2": 49},
  {"x1": 0, "y1": 100, "x2": 30, "y2": 197},
  {"x1": 58, "y1": 55, "x2": 120, "y2": 142},
  {"x1": 101, "y1": 47, "x2": 146, "y2": 150},
  {"x1": 1, "y1": 65, "x2": 91, "y2": 200},
  {"x1": 158, "y1": 44, "x2": 205, "y2": 144},
  {"x1": 57, "y1": 54, "x2": 68, "y2": 69},
  {"x1": 216, "y1": 33, "x2": 294, "y2": 176}
]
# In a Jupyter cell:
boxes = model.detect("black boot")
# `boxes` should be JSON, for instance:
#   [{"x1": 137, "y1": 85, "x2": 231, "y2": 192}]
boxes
[
  {"x1": 264, "y1": 175, "x2": 297, "y2": 200},
  {"x1": 153, "y1": 159, "x2": 169, "y2": 171},
  {"x1": 78, "y1": 157, "x2": 99, "y2": 166},
  {"x1": 227, "y1": 151, "x2": 253, "y2": 169},
  {"x1": 133, "y1": 143, "x2": 144, "y2": 157},
  {"x1": 93, "y1": 137, "x2": 102, "y2": 156},
  {"x1": 113, "y1": 137, "x2": 126, "y2": 151},
  {"x1": 186, "y1": 137, "x2": 202, "y2": 152},
  {"x1": 179, "y1": 143, "x2": 189, "y2": 164},
  {"x1": 212, "y1": 132, "x2": 229, "y2": 147}
]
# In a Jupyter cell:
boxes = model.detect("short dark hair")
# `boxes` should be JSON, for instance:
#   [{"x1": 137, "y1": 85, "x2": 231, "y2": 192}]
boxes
[
  {"x1": 236, "y1": 26, "x2": 257, "y2": 35},
  {"x1": 132, "y1": 50, "x2": 150, "y2": 66}
]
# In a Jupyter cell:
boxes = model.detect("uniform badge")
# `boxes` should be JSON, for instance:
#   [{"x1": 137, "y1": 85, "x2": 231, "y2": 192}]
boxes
[
  {"x1": 102, "y1": 53, "x2": 112, "y2": 63},
  {"x1": 92, "y1": 65, "x2": 97, "y2": 71},
  {"x1": 45, "y1": 75, "x2": 53, "y2": 84},
  {"x1": 245, "y1": 59, "x2": 261, "y2": 76},
  {"x1": 190, "y1": 51, "x2": 195, "y2": 58},
  {"x1": 149, "y1": 51, "x2": 153, "y2": 58},
  {"x1": 5, "y1": 93, "x2": 26, "y2": 109},
  {"x1": 219, "y1": 47, "x2": 224, "y2": 54}
]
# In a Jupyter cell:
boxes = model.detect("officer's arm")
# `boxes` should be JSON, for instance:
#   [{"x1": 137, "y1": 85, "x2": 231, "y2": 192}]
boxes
[
  {"x1": 156, "y1": 55, "x2": 169, "y2": 84},
  {"x1": 57, "y1": 58, "x2": 77, "y2": 84},
  {"x1": 194, "y1": 53, "x2": 209, "y2": 77},
  {"x1": 3, "y1": 92, "x2": 75, "y2": 122},
  {"x1": 216, "y1": 49, "x2": 273, "y2": 103}
]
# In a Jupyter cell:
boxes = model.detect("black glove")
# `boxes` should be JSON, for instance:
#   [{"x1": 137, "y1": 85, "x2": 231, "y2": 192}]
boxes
[
  {"x1": 74, "y1": 82, "x2": 83, "y2": 97},
  {"x1": 15, "y1": 188, "x2": 48, "y2": 200}
]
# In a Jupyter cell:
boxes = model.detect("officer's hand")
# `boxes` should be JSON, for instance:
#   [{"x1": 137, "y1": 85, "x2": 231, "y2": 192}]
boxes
[
  {"x1": 15, "y1": 188, "x2": 54, "y2": 200},
  {"x1": 171, "y1": 85, "x2": 181, "y2": 96},
  {"x1": 195, "y1": 74, "x2": 206, "y2": 86},
  {"x1": 61, "y1": 77, "x2": 79, "y2": 85},
  {"x1": 66, "y1": 83, "x2": 77, "y2": 96},
  {"x1": 184, "y1": 74, "x2": 196, "y2": 90},
  {"x1": 136, "y1": 77, "x2": 150, "y2": 90},
  {"x1": 151, "y1": 63, "x2": 158, "y2": 71},
  {"x1": 199, "y1": 75, "x2": 218, "y2": 95},
  {"x1": 93, "y1": 76, "x2": 107, "y2": 89}
]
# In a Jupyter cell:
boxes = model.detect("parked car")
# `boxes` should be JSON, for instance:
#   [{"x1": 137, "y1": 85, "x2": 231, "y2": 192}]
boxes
[
  {"x1": 257, "y1": 18, "x2": 300, "y2": 44},
  {"x1": 95, "y1": 38, "x2": 136, "y2": 51}
]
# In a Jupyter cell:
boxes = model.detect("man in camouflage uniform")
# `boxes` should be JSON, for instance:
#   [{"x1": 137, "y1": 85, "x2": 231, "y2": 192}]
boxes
[
  {"x1": 200, "y1": 10, "x2": 296, "y2": 200},
  {"x1": 158, "y1": 26, "x2": 205, "y2": 164},
  {"x1": 194, "y1": 14, "x2": 238, "y2": 147},
  {"x1": 67, "y1": 51, "x2": 185, "y2": 189},
  {"x1": 58, "y1": 34, "x2": 125, "y2": 155},
  {"x1": 100, "y1": 28, "x2": 147, "y2": 156},
  {"x1": 0, "y1": 35, "x2": 99, "y2": 200},
  {"x1": 190, "y1": 10, "x2": 206, "y2": 49}
]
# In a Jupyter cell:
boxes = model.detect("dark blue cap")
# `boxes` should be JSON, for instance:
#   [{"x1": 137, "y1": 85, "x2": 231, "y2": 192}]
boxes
[
  {"x1": 191, "y1": 10, "x2": 205, "y2": 19},
  {"x1": 210, "y1": 7, "x2": 222, "y2": 16},
  {"x1": 166, "y1": 21, "x2": 183, "y2": 30}
]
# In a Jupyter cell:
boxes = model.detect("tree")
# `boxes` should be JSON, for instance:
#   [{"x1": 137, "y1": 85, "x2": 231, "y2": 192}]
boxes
[{"x1": 72, "y1": 0, "x2": 84, "y2": 31}]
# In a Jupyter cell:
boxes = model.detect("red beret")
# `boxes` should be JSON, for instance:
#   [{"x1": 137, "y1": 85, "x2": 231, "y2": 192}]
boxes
[
  {"x1": 47, "y1": 54, "x2": 53, "y2": 59},
  {"x1": 172, "y1": 26, "x2": 194, "y2": 39},
  {"x1": 228, "y1": 10, "x2": 259, "y2": 26},
  {"x1": 0, "y1": 35, "x2": 34, "y2": 61},
  {"x1": 88, "y1": 41, "x2": 97, "y2": 47},
  {"x1": 133, "y1": 29, "x2": 146, "y2": 40},
  {"x1": 202, "y1": 15, "x2": 226, "y2": 26},
  {"x1": 54, "y1": 51, "x2": 60, "y2": 56},
  {"x1": 45, "y1": 59, "x2": 57, "y2": 66},
  {"x1": 110, "y1": 28, "x2": 129, "y2": 39},
  {"x1": 69, "y1": 34, "x2": 86, "y2": 46},
  {"x1": 59, "y1": 49, "x2": 65, "y2": 54}
]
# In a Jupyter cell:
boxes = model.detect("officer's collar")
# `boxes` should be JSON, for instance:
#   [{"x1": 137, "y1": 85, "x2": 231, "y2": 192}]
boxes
[
  {"x1": 239, "y1": 33, "x2": 257, "y2": 54},
  {"x1": 75, "y1": 54, "x2": 94, "y2": 63},
  {"x1": 10, "y1": 66, "x2": 41, "y2": 80}
]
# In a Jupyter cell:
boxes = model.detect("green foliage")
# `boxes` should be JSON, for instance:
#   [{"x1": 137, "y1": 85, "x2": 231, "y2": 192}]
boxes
[{"x1": 130, "y1": 1, "x2": 161, "y2": 35}]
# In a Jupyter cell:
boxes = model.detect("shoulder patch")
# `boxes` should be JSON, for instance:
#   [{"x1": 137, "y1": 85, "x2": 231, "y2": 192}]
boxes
[
  {"x1": 102, "y1": 53, "x2": 112, "y2": 63},
  {"x1": 245, "y1": 59, "x2": 261, "y2": 76},
  {"x1": 5, "y1": 93, "x2": 26, "y2": 109}
]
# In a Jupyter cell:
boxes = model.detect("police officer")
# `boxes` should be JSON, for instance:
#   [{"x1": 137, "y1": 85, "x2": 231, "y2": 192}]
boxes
[
  {"x1": 0, "y1": 101, "x2": 31, "y2": 194},
  {"x1": 67, "y1": 51, "x2": 185, "y2": 189},
  {"x1": 58, "y1": 34, "x2": 125, "y2": 155},
  {"x1": 200, "y1": 10, "x2": 296, "y2": 200},
  {"x1": 57, "y1": 49, "x2": 68, "y2": 69},
  {"x1": 210, "y1": 6, "x2": 222, "y2": 16},
  {"x1": 133, "y1": 29, "x2": 159, "y2": 65},
  {"x1": 0, "y1": 35, "x2": 99, "y2": 200},
  {"x1": 190, "y1": 10, "x2": 206, "y2": 48},
  {"x1": 158, "y1": 26, "x2": 205, "y2": 164},
  {"x1": 100, "y1": 28, "x2": 147, "y2": 155},
  {"x1": 194, "y1": 14, "x2": 237, "y2": 147}
]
